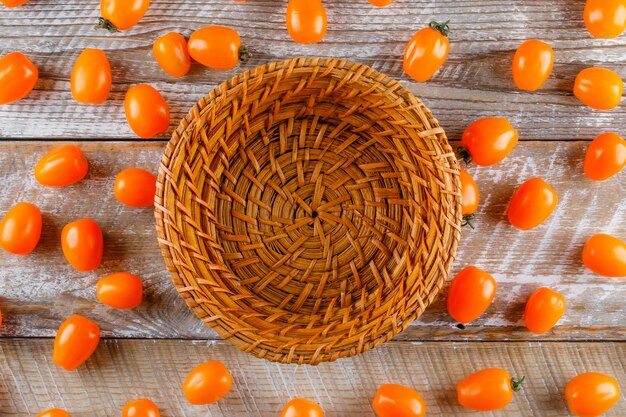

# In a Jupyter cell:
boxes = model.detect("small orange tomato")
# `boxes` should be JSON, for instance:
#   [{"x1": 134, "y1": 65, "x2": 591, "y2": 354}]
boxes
[
  {"x1": 447, "y1": 266, "x2": 496, "y2": 324},
  {"x1": 35, "y1": 145, "x2": 89, "y2": 187},
  {"x1": 61, "y1": 218, "x2": 103, "y2": 272},
  {"x1": 403, "y1": 21, "x2": 450, "y2": 82},
  {"x1": 124, "y1": 84, "x2": 170, "y2": 138},
  {"x1": 71, "y1": 48, "x2": 111, "y2": 104},
  {"x1": 512, "y1": 40, "x2": 554, "y2": 91},
  {"x1": 114, "y1": 168, "x2": 157, "y2": 207},
  {"x1": 584, "y1": 132, "x2": 626, "y2": 180},
  {"x1": 183, "y1": 361, "x2": 232, "y2": 405},
  {"x1": 524, "y1": 288, "x2": 566, "y2": 334},
  {"x1": 457, "y1": 368, "x2": 523, "y2": 411},
  {"x1": 188, "y1": 26, "x2": 243, "y2": 70},
  {"x1": 281, "y1": 398, "x2": 324, "y2": 417},
  {"x1": 0, "y1": 52, "x2": 38, "y2": 105},
  {"x1": 368, "y1": 0, "x2": 396, "y2": 6},
  {"x1": 97, "y1": 272, "x2": 143, "y2": 309},
  {"x1": 372, "y1": 384, "x2": 425, "y2": 417},
  {"x1": 0, "y1": 202, "x2": 42, "y2": 255},
  {"x1": 566, "y1": 373, "x2": 621, "y2": 417},
  {"x1": 122, "y1": 398, "x2": 160, "y2": 417},
  {"x1": 507, "y1": 178, "x2": 558, "y2": 230},
  {"x1": 99, "y1": 0, "x2": 150, "y2": 31},
  {"x1": 153, "y1": 32, "x2": 191, "y2": 78},
  {"x1": 582, "y1": 234, "x2": 626, "y2": 277},
  {"x1": 37, "y1": 409, "x2": 71, "y2": 417},
  {"x1": 53, "y1": 315, "x2": 100, "y2": 371},
  {"x1": 574, "y1": 67, "x2": 623, "y2": 110},
  {"x1": 1, "y1": 0, "x2": 29, "y2": 8},
  {"x1": 584, "y1": 0, "x2": 626, "y2": 39},
  {"x1": 286, "y1": 0, "x2": 327, "y2": 44},
  {"x1": 460, "y1": 168, "x2": 479, "y2": 227},
  {"x1": 459, "y1": 118, "x2": 519, "y2": 166}
]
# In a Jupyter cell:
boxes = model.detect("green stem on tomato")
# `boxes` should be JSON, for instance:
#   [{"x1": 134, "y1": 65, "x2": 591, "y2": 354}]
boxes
[
  {"x1": 429, "y1": 20, "x2": 451, "y2": 37},
  {"x1": 239, "y1": 45, "x2": 251, "y2": 63},
  {"x1": 462, "y1": 214, "x2": 475, "y2": 229},
  {"x1": 457, "y1": 146, "x2": 472, "y2": 165},
  {"x1": 96, "y1": 17, "x2": 119, "y2": 33},
  {"x1": 511, "y1": 376, "x2": 526, "y2": 392}
]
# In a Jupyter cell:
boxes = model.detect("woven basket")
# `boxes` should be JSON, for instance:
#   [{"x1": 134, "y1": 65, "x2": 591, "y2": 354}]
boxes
[{"x1": 155, "y1": 58, "x2": 461, "y2": 365}]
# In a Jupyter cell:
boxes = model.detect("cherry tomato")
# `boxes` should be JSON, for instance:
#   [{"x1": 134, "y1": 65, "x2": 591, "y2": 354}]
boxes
[
  {"x1": 403, "y1": 21, "x2": 450, "y2": 82},
  {"x1": 188, "y1": 26, "x2": 243, "y2": 70},
  {"x1": 512, "y1": 39, "x2": 554, "y2": 91},
  {"x1": 53, "y1": 315, "x2": 100, "y2": 371},
  {"x1": 566, "y1": 373, "x2": 621, "y2": 417},
  {"x1": 584, "y1": 0, "x2": 626, "y2": 39},
  {"x1": 123, "y1": 398, "x2": 160, "y2": 417},
  {"x1": 97, "y1": 272, "x2": 143, "y2": 309},
  {"x1": 582, "y1": 234, "x2": 626, "y2": 277},
  {"x1": 524, "y1": 287, "x2": 566, "y2": 334},
  {"x1": 183, "y1": 361, "x2": 232, "y2": 405},
  {"x1": 0, "y1": 202, "x2": 42, "y2": 255},
  {"x1": 368, "y1": 0, "x2": 396, "y2": 6},
  {"x1": 372, "y1": 384, "x2": 425, "y2": 417},
  {"x1": 61, "y1": 218, "x2": 103, "y2": 272},
  {"x1": 459, "y1": 118, "x2": 518, "y2": 166},
  {"x1": 286, "y1": 0, "x2": 327, "y2": 44},
  {"x1": 507, "y1": 178, "x2": 558, "y2": 230},
  {"x1": 114, "y1": 168, "x2": 157, "y2": 207},
  {"x1": 99, "y1": 0, "x2": 149, "y2": 31},
  {"x1": 1, "y1": 0, "x2": 29, "y2": 8},
  {"x1": 35, "y1": 145, "x2": 89, "y2": 187},
  {"x1": 460, "y1": 168, "x2": 479, "y2": 227},
  {"x1": 447, "y1": 266, "x2": 496, "y2": 324},
  {"x1": 457, "y1": 368, "x2": 523, "y2": 411},
  {"x1": 574, "y1": 67, "x2": 623, "y2": 110},
  {"x1": 124, "y1": 84, "x2": 170, "y2": 138},
  {"x1": 71, "y1": 48, "x2": 111, "y2": 104},
  {"x1": 281, "y1": 398, "x2": 324, "y2": 417},
  {"x1": 153, "y1": 32, "x2": 191, "y2": 78},
  {"x1": 37, "y1": 409, "x2": 71, "y2": 417},
  {"x1": 0, "y1": 52, "x2": 38, "y2": 105},
  {"x1": 584, "y1": 132, "x2": 626, "y2": 180}
]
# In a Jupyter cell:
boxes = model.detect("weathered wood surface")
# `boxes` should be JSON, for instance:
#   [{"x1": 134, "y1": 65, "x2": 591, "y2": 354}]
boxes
[
  {"x1": 0, "y1": 141, "x2": 623, "y2": 340},
  {"x1": 1, "y1": 0, "x2": 626, "y2": 140},
  {"x1": 0, "y1": 339, "x2": 624, "y2": 416}
]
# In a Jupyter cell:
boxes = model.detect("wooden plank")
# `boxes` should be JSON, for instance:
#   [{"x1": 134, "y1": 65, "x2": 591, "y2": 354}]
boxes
[
  {"x1": 0, "y1": 339, "x2": 624, "y2": 416},
  {"x1": 1, "y1": 0, "x2": 625, "y2": 139},
  {"x1": 0, "y1": 141, "x2": 624, "y2": 340}
]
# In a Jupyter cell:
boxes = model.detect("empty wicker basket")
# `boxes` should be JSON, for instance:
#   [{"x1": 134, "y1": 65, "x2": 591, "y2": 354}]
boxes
[{"x1": 155, "y1": 58, "x2": 461, "y2": 365}]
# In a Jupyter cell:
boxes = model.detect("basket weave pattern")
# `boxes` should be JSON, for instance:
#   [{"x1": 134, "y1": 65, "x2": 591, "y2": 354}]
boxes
[{"x1": 155, "y1": 58, "x2": 461, "y2": 364}]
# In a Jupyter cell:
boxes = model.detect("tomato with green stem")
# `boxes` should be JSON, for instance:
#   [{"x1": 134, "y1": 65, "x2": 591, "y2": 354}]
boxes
[
  {"x1": 0, "y1": 52, "x2": 38, "y2": 105},
  {"x1": 507, "y1": 178, "x2": 558, "y2": 230},
  {"x1": 584, "y1": 132, "x2": 626, "y2": 180},
  {"x1": 457, "y1": 368, "x2": 524, "y2": 411},
  {"x1": 53, "y1": 315, "x2": 100, "y2": 371},
  {"x1": 460, "y1": 167, "x2": 479, "y2": 228},
  {"x1": 124, "y1": 84, "x2": 170, "y2": 138},
  {"x1": 123, "y1": 398, "x2": 160, "y2": 417},
  {"x1": 574, "y1": 67, "x2": 623, "y2": 110},
  {"x1": 114, "y1": 168, "x2": 157, "y2": 207},
  {"x1": 566, "y1": 373, "x2": 620, "y2": 417},
  {"x1": 37, "y1": 409, "x2": 71, "y2": 417},
  {"x1": 183, "y1": 361, "x2": 232, "y2": 405},
  {"x1": 372, "y1": 384, "x2": 425, "y2": 417},
  {"x1": 582, "y1": 234, "x2": 626, "y2": 277},
  {"x1": 61, "y1": 218, "x2": 103, "y2": 271},
  {"x1": 153, "y1": 32, "x2": 191, "y2": 78},
  {"x1": 188, "y1": 26, "x2": 246, "y2": 70},
  {"x1": 458, "y1": 118, "x2": 518, "y2": 166},
  {"x1": 98, "y1": 0, "x2": 150, "y2": 32},
  {"x1": 524, "y1": 287, "x2": 566, "y2": 334},
  {"x1": 97, "y1": 272, "x2": 143, "y2": 309},
  {"x1": 584, "y1": 0, "x2": 626, "y2": 38},
  {"x1": 0, "y1": 202, "x2": 42, "y2": 255},
  {"x1": 71, "y1": 48, "x2": 112, "y2": 104},
  {"x1": 403, "y1": 21, "x2": 450, "y2": 82},
  {"x1": 35, "y1": 145, "x2": 89, "y2": 187},
  {"x1": 447, "y1": 266, "x2": 496, "y2": 324},
  {"x1": 512, "y1": 39, "x2": 554, "y2": 91},
  {"x1": 281, "y1": 398, "x2": 324, "y2": 417},
  {"x1": 286, "y1": 0, "x2": 327, "y2": 44}
]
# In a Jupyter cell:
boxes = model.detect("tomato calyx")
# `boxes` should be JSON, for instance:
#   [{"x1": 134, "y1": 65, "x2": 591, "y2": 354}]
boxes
[
  {"x1": 457, "y1": 146, "x2": 472, "y2": 165},
  {"x1": 511, "y1": 376, "x2": 525, "y2": 392},
  {"x1": 429, "y1": 20, "x2": 451, "y2": 37},
  {"x1": 239, "y1": 45, "x2": 251, "y2": 63},
  {"x1": 462, "y1": 214, "x2": 475, "y2": 229},
  {"x1": 96, "y1": 17, "x2": 119, "y2": 33}
]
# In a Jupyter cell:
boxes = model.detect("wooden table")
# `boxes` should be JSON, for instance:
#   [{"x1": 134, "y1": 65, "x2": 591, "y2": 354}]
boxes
[{"x1": 1, "y1": 1, "x2": 624, "y2": 415}]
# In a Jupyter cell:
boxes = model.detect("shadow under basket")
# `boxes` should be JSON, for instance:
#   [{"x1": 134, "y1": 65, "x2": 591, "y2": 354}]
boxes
[{"x1": 154, "y1": 58, "x2": 461, "y2": 365}]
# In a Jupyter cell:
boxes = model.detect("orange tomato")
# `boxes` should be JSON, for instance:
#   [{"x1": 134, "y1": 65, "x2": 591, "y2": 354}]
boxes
[
  {"x1": 286, "y1": 0, "x2": 327, "y2": 44},
  {"x1": 403, "y1": 21, "x2": 450, "y2": 82},
  {"x1": 512, "y1": 39, "x2": 554, "y2": 91},
  {"x1": 37, "y1": 409, "x2": 71, "y2": 417},
  {"x1": 188, "y1": 26, "x2": 243, "y2": 70},
  {"x1": 97, "y1": 272, "x2": 143, "y2": 309},
  {"x1": 582, "y1": 234, "x2": 626, "y2": 277},
  {"x1": 35, "y1": 145, "x2": 89, "y2": 187},
  {"x1": 1, "y1": 0, "x2": 29, "y2": 8},
  {"x1": 71, "y1": 48, "x2": 111, "y2": 104},
  {"x1": 507, "y1": 178, "x2": 558, "y2": 230},
  {"x1": 460, "y1": 168, "x2": 479, "y2": 227},
  {"x1": 584, "y1": 0, "x2": 626, "y2": 38},
  {"x1": 447, "y1": 266, "x2": 496, "y2": 324},
  {"x1": 0, "y1": 202, "x2": 42, "y2": 255},
  {"x1": 459, "y1": 118, "x2": 518, "y2": 166},
  {"x1": 524, "y1": 287, "x2": 566, "y2": 334},
  {"x1": 368, "y1": 0, "x2": 396, "y2": 6},
  {"x1": 372, "y1": 384, "x2": 425, "y2": 417},
  {"x1": 114, "y1": 168, "x2": 157, "y2": 207},
  {"x1": 124, "y1": 84, "x2": 170, "y2": 138},
  {"x1": 566, "y1": 373, "x2": 621, "y2": 417},
  {"x1": 574, "y1": 67, "x2": 623, "y2": 110},
  {"x1": 457, "y1": 368, "x2": 523, "y2": 411},
  {"x1": 281, "y1": 398, "x2": 324, "y2": 417},
  {"x1": 153, "y1": 32, "x2": 191, "y2": 78},
  {"x1": 61, "y1": 218, "x2": 103, "y2": 272},
  {"x1": 99, "y1": 0, "x2": 150, "y2": 31},
  {"x1": 53, "y1": 315, "x2": 100, "y2": 371},
  {"x1": 183, "y1": 361, "x2": 232, "y2": 405},
  {"x1": 0, "y1": 52, "x2": 38, "y2": 105},
  {"x1": 584, "y1": 132, "x2": 626, "y2": 180},
  {"x1": 122, "y1": 398, "x2": 160, "y2": 417}
]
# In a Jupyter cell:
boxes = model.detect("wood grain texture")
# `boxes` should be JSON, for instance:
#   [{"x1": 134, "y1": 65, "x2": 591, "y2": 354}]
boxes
[
  {"x1": 0, "y1": 339, "x2": 624, "y2": 416},
  {"x1": 0, "y1": 141, "x2": 623, "y2": 340},
  {"x1": 1, "y1": 0, "x2": 625, "y2": 139}
]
